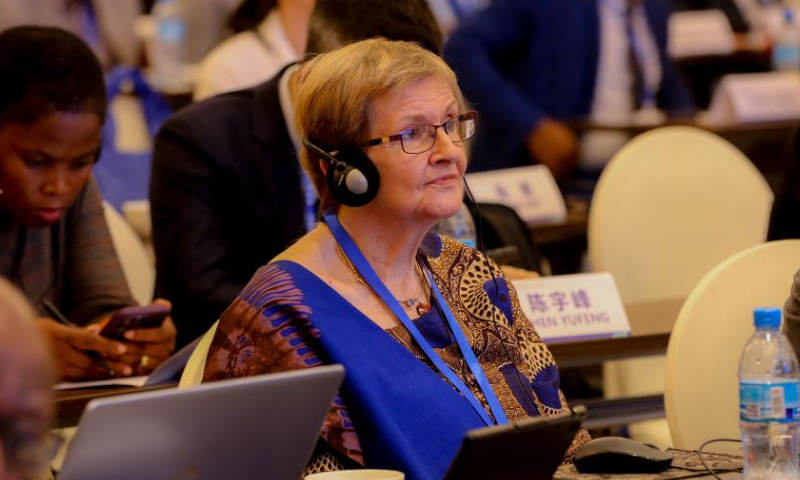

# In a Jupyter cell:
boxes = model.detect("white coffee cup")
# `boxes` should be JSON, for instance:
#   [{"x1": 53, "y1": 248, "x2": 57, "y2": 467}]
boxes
[{"x1": 304, "y1": 469, "x2": 404, "y2": 480}]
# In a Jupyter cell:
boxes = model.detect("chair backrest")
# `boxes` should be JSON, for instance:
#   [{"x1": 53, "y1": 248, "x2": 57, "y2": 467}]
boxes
[
  {"x1": 179, "y1": 320, "x2": 219, "y2": 388},
  {"x1": 665, "y1": 240, "x2": 800, "y2": 450},
  {"x1": 121, "y1": 199, "x2": 152, "y2": 244},
  {"x1": 589, "y1": 126, "x2": 774, "y2": 302},
  {"x1": 103, "y1": 201, "x2": 155, "y2": 305},
  {"x1": 469, "y1": 202, "x2": 543, "y2": 273}
]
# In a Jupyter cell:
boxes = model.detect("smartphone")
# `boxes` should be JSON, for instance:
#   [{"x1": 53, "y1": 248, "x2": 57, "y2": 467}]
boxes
[{"x1": 100, "y1": 305, "x2": 170, "y2": 340}]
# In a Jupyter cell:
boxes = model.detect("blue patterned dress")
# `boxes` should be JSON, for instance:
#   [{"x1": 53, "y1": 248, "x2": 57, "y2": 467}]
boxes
[{"x1": 203, "y1": 234, "x2": 589, "y2": 480}]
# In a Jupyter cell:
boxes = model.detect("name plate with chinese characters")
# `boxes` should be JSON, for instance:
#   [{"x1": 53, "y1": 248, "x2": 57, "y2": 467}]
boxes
[
  {"x1": 465, "y1": 165, "x2": 567, "y2": 224},
  {"x1": 512, "y1": 273, "x2": 631, "y2": 343}
]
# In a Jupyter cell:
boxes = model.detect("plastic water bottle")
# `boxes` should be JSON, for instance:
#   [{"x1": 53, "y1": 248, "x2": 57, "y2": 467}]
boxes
[
  {"x1": 150, "y1": 0, "x2": 188, "y2": 92},
  {"x1": 772, "y1": 8, "x2": 800, "y2": 71},
  {"x1": 432, "y1": 203, "x2": 477, "y2": 249},
  {"x1": 739, "y1": 308, "x2": 800, "y2": 480}
]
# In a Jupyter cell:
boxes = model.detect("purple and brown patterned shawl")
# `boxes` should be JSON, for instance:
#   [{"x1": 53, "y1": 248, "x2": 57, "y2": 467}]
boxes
[{"x1": 203, "y1": 234, "x2": 590, "y2": 467}]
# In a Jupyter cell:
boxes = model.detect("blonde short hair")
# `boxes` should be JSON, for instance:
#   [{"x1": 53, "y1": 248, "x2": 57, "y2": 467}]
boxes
[{"x1": 294, "y1": 38, "x2": 465, "y2": 212}]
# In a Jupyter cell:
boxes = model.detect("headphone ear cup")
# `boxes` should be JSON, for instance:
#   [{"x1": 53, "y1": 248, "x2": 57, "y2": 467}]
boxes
[{"x1": 327, "y1": 147, "x2": 380, "y2": 208}]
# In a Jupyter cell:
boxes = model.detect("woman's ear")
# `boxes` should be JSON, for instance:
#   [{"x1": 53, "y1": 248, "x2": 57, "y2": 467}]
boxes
[{"x1": 319, "y1": 159, "x2": 328, "y2": 176}]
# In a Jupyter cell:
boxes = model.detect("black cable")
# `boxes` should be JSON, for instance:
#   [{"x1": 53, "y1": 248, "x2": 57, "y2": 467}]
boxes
[
  {"x1": 693, "y1": 438, "x2": 742, "y2": 480},
  {"x1": 463, "y1": 181, "x2": 542, "y2": 415},
  {"x1": 670, "y1": 466, "x2": 742, "y2": 474}
]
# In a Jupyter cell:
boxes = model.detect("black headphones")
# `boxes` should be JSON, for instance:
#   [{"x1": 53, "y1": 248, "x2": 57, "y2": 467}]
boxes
[{"x1": 303, "y1": 138, "x2": 380, "y2": 208}]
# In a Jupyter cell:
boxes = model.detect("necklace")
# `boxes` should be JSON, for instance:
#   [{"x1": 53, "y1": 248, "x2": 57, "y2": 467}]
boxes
[
  {"x1": 400, "y1": 262, "x2": 432, "y2": 316},
  {"x1": 334, "y1": 241, "x2": 432, "y2": 316}
]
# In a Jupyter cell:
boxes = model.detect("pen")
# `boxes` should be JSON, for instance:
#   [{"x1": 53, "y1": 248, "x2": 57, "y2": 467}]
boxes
[{"x1": 42, "y1": 299, "x2": 116, "y2": 376}]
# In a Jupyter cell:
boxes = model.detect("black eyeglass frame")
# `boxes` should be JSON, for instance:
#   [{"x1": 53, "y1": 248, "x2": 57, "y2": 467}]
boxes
[{"x1": 363, "y1": 111, "x2": 479, "y2": 154}]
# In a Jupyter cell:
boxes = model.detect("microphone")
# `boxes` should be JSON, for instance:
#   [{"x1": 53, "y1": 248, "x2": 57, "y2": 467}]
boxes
[{"x1": 303, "y1": 138, "x2": 338, "y2": 168}]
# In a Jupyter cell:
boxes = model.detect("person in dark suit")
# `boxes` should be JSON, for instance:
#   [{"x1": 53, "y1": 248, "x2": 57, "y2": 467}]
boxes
[
  {"x1": 150, "y1": 0, "x2": 443, "y2": 348},
  {"x1": 444, "y1": 0, "x2": 694, "y2": 176},
  {"x1": 768, "y1": 131, "x2": 800, "y2": 242},
  {"x1": 785, "y1": 266, "x2": 800, "y2": 357}
]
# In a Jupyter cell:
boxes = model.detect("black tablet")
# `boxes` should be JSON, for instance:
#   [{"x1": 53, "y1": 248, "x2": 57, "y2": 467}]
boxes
[{"x1": 442, "y1": 405, "x2": 586, "y2": 480}]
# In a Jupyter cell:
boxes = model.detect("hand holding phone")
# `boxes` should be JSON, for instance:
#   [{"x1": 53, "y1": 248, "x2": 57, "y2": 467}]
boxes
[{"x1": 100, "y1": 304, "x2": 170, "y2": 341}]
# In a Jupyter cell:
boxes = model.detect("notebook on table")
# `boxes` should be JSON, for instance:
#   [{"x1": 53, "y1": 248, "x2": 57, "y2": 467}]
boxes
[{"x1": 57, "y1": 365, "x2": 344, "y2": 480}]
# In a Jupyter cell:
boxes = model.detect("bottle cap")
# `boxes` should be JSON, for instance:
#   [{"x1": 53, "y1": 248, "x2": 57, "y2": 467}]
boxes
[{"x1": 754, "y1": 308, "x2": 781, "y2": 328}]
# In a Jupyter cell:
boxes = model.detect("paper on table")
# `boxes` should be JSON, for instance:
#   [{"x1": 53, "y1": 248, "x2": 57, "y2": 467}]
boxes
[{"x1": 54, "y1": 375, "x2": 149, "y2": 391}]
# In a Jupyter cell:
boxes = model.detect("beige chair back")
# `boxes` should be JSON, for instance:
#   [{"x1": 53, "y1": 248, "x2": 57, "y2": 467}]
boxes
[
  {"x1": 589, "y1": 127, "x2": 774, "y2": 447},
  {"x1": 103, "y1": 201, "x2": 155, "y2": 305},
  {"x1": 178, "y1": 320, "x2": 219, "y2": 388},
  {"x1": 589, "y1": 126, "x2": 773, "y2": 303},
  {"x1": 666, "y1": 240, "x2": 800, "y2": 450}
]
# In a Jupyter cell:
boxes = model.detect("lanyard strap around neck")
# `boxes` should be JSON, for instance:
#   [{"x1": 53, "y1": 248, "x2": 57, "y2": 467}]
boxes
[{"x1": 324, "y1": 210, "x2": 508, "y2": 426}]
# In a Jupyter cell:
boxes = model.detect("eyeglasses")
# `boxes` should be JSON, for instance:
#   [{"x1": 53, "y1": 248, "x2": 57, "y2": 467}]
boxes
[{"x1": 363, "y1": 111, "x2": 478, "y2": 154}]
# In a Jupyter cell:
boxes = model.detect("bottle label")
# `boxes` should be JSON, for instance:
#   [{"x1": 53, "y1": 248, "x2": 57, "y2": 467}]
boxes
[
  {"x1": 158, "y1": 19, "x2": 187, "y2": 43},
  {"x1": 740, "y1": 380, "x2": 800, "y2": 423},
  {"x1": 774, "y1": 45, "x2": 800, "y2": 70}
]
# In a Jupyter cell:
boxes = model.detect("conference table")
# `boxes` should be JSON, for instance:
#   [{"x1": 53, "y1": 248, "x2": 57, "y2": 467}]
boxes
[
  {"x1": 551, "y1": 297, "x2": 683, "y2": 429},
  {"x1": 531, "y1": 117, "x2": 799, "y2": 245},
  {"x1": 570, "y1": 118, "x2": 797, "y2": 188},
  {"x1": 549, "y1": 297, "x2": 682, "y2": 369},
  {"x1": 54, "y1": 297, "x2": 683, "y2": 429},
  {"x1": 54, "y1": 384, "x2": 173, "y2": 429}
]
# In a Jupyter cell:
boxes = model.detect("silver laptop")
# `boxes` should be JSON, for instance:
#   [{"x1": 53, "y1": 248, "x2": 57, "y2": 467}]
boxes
[{"x1": 58, "y1": 365, "x2": 345, "y2": 480}]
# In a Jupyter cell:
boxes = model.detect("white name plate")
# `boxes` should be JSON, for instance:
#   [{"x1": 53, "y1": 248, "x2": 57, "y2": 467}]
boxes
[
  {"x1": 668, "y1": 10, "x2": 736, "y2": 58},
  {"x1": 705, "y1": 72, "x2": 800, "y2": 125},
  {"x1": 513, "y1": 273, "x2": 631, "y2": 343},
  {"x1": 466, "y1": 165, "x2": 567, "y2": 224}
]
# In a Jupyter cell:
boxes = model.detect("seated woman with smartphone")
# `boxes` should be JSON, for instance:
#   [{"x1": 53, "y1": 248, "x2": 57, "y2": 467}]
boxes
[{"x1": 0, "y1": 26, "x2": 176, "y2": 381}]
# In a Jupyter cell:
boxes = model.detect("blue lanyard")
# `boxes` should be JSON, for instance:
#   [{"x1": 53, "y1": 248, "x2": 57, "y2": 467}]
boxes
[
  {"x1": 324, "y1": 210, "x2": 509, "y2": 427},
  {"x1": 299, "y1": 171, "x2": 318, "y2": 233}
]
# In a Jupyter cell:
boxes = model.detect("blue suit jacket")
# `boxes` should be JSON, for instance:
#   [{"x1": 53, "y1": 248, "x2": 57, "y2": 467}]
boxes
[{"x1": 444, "y1": 0, "x2": 694, "y2": 172}]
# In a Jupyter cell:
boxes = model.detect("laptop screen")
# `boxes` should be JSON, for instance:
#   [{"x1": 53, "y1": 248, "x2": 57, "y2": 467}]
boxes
[
  {"x1": 443, "y1": 406, "x2": 586, "y2": 480},
  {"x1": 58, "y1": 365, "x2": 344, "y2": 480}
]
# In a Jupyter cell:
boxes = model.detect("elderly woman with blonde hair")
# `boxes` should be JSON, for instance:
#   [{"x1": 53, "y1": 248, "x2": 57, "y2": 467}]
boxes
[{"x1": 203, "y1": 38, "x2": 588, "y2": 479}]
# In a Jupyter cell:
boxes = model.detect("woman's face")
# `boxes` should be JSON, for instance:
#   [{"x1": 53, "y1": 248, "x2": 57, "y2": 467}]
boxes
[
  {"x1": 0, "y1": 112, "x2": 101, "y2": 228},
  {"x1": 365, "y1": 76, "x2": 467, "y2": 224}
]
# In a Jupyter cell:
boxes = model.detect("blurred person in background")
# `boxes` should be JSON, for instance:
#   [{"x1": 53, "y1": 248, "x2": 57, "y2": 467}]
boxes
[
  {"x1": 0, "y1": 26, "x2": 176, "y2": 381},
  {"x1": 0, "y1": 0, "x2": 142, "y2": 70},
  {"x1": 0, "y1": 278, "x2": 55, "y2": 480},
  {"x1": 193, "y1": 0, "x2": 315, "y2": 100},
  {"x1": 444, "y1": 0, "x2": 694, "y2": 177},
  {"x1": 784, "y1": 266, "x2": 800, "y2": 358},
  {"x1": 179, "y1": 0, "x2": 243, "y2": 63},
  {"x1": 425, "y1": 0, "x2": 490, "y2": 36}
]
